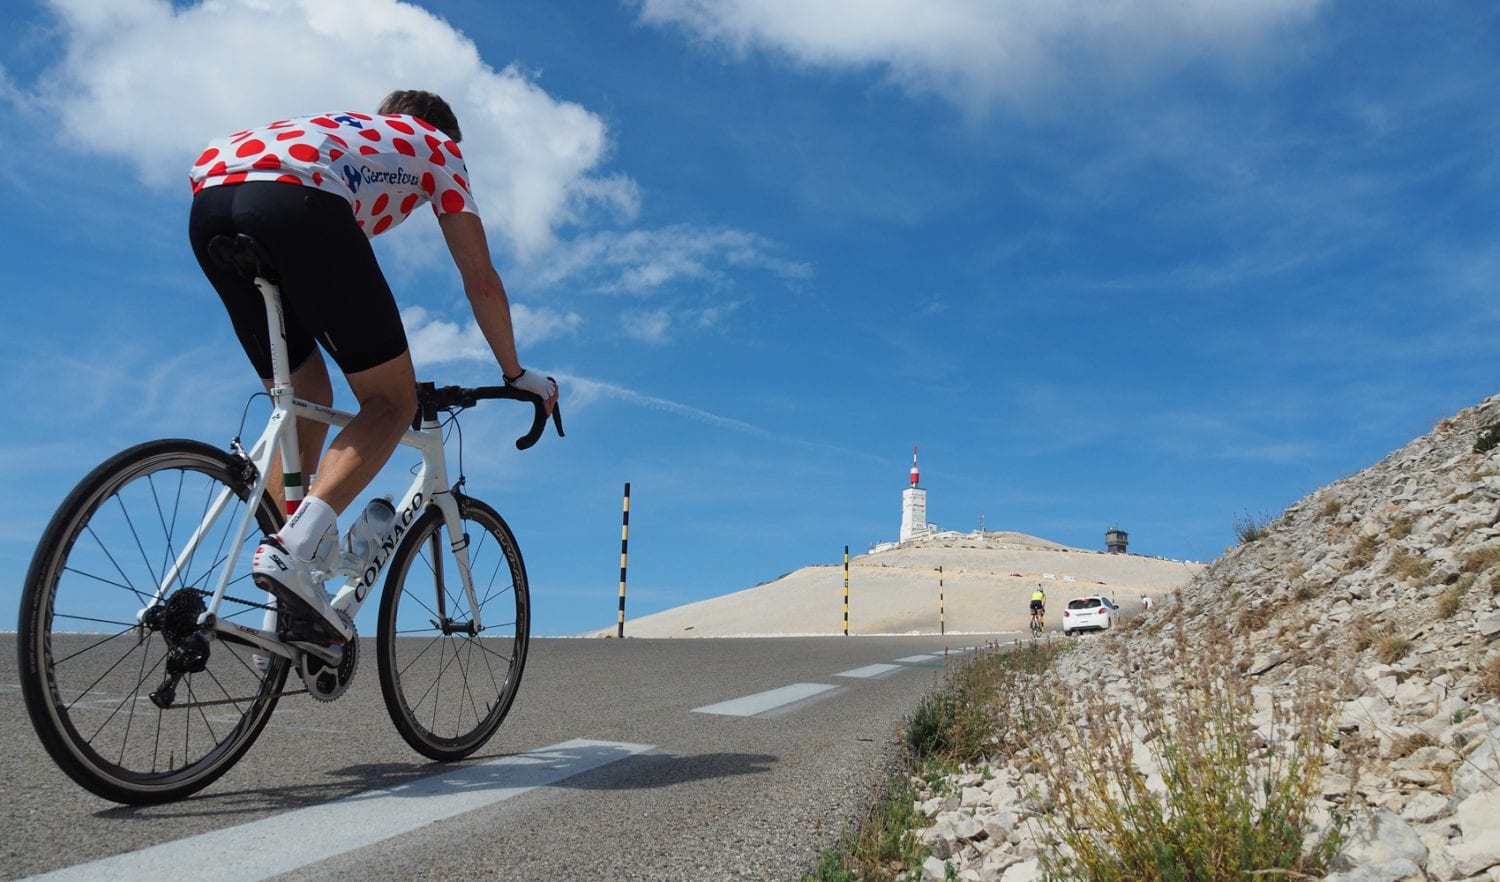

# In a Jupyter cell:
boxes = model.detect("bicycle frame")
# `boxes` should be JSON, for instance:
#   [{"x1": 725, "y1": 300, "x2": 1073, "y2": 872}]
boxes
[{"x1": 142, "y1": 273, "x2": 485, "y2": 663}]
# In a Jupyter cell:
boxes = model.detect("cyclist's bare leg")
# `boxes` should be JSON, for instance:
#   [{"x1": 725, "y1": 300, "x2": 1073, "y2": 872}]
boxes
[
  {"x1": 305, "y1": 350, "x2": 418, "y2": 515},
  {"x1": 264, "y1": 351, "x2": 333, "y2": 512}
]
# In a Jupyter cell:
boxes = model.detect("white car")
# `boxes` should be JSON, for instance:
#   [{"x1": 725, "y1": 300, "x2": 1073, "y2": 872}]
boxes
[{"x1": 1062, "y1": 595, "x2": 1117, "y2": 636}]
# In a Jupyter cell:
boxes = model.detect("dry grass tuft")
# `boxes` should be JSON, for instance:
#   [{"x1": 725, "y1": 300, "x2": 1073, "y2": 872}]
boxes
[{"x1": 1376, "y1": 634, "x2": 1414, "y2": 664}]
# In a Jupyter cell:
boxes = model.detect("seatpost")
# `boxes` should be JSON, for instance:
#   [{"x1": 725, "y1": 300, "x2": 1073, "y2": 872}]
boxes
[{"x1": 255, "y1": 276, "x2": 305, "y2": 516}]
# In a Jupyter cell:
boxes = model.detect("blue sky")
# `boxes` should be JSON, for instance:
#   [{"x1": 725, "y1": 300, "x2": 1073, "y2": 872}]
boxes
[{"x1": 2, "y1": 0, "x2": 1498, "y2": 637}]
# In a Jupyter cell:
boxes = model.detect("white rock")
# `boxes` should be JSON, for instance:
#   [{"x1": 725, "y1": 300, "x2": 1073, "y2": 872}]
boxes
[
  {"x1": 1456, "y1": 730, "x2": 1500, "y2": 800},
  {"x1": 1477, "y1": 611, "x2": 1500, "y2": 640},
  {"x1": 952, "y1": 814, "x2": 985, "y2": 840},
  {"x1": 1448, "y1": 790, "x2": 1500, "y2": 877},
  {"x1": 998, "y1": 857, "x2": 1041, "y2": 882},
  {"x1": 921, "y1": 855, "x2": 952, "y2": 881},
  {"x1": 1329, "y1": 809, "x2": 1428, "y2": 881},
  {"x1": 981, "y1": 809, "x2": 1018, "y2": 840},
  {"x1": 1402, "y1": 789, "x2": 1452, "y2": 824}
]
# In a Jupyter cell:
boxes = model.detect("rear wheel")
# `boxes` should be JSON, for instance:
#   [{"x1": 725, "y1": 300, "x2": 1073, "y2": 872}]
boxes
[
  {"x1": 377, "y1": 495, "x2": 529, "y2": 760},
  {"x1": 17, "y1": 439, "x2": 290, "y2": 804}
]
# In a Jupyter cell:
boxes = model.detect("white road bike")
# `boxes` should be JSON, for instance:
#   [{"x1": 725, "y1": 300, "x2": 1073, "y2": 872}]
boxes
[{"x1": 17, "y1": 233, "x2": 563, "y2": 804}]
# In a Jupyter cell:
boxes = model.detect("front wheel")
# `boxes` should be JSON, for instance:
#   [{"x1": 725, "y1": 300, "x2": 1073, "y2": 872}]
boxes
[
  {"x1": 17, "y1": 439, "x2": 290, "y2": 804},
  {"x1": 376, "y1": 495, "x2": 530, "y2": 760}
]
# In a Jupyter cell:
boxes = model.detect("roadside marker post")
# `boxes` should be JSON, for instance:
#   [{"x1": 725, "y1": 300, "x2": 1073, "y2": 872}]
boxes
[
  {"x1": 617, "y1": 482, "x2": 629, "y2": 638},
  {"x1": 939, "y1": 565, "x2": 945, "y2": 636},
  {"x1": 843, "y1": 545, "x2": 849, "y2": 637}
]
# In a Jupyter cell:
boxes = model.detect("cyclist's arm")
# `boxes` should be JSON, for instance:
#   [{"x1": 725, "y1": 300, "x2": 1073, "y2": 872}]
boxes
[{"x1": 437, "y1": 212, "x2": 557, "y2": 414}]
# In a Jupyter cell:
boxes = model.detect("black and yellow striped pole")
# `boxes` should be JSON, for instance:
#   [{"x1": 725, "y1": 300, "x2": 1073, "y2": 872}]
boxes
[
  {"x1": 939, "y1": 565, "x2": 945, "y2": 636},
  {"x1": 843, "y1": 545, "x2": 850, "y2": 637},
  {"x1": 617, "y1": 482, "x2": 630, "y2": 638}
]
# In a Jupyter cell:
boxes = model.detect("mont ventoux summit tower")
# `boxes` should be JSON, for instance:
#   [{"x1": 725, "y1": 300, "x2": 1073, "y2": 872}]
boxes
[{"x1": 900, "y1": 447, "x2": 928, "y2": 543}]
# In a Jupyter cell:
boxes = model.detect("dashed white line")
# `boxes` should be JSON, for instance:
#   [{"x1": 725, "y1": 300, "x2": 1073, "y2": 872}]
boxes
[
  {"x1": 835, "y1": 663, "x2": 902, "y2": 679},
  {"x1": 692, "y1": 683, "x2": 839, "y2": 717},
  {"x1": 895, "y1": 654, "x2": 940, "y2": 663},
  {"x1": 27, "y1": 738, "x2": 653, "y2": 882}
]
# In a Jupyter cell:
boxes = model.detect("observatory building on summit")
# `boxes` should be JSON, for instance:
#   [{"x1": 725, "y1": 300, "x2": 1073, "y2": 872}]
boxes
[{"x1": 899, "y1": 447, "x2": 929, "y2": 542}]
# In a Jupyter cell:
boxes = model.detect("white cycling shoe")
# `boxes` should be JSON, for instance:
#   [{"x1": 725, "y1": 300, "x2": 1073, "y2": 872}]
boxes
[{"x1": 252, "y1": 534, "x2": 353, "y2": 640}]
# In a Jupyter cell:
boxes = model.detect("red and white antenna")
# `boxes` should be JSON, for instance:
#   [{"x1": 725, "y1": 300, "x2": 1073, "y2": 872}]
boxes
[{"x1": 910, "y1": 446, "x2": 920, "y2": 486}]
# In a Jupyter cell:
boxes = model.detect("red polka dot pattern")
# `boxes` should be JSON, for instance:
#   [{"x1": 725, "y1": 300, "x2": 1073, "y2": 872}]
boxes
[{"x1": 189, "y1": 112, "x2": 478, "y2": 238}]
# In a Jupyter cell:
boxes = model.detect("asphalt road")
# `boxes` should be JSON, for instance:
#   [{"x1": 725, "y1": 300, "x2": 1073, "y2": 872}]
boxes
[{"x1": 1, "y1": 633, "x2": 1000, "y2": 881}]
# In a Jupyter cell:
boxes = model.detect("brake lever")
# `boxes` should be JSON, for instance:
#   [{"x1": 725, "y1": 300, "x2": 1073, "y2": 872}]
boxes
[{"x1": 512, "y1": 377, "x2": 564, "y2": 450}]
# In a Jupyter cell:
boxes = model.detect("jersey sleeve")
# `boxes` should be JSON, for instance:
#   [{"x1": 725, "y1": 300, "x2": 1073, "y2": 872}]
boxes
[{"x1": 423, "y1": 136, "x2": 477, "y2": 218}]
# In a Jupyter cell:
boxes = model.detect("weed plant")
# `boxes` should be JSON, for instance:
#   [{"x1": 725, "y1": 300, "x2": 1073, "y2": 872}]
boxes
[
  {"x1": 1390, "y1": 549, "x2": 1432, "y2": 582},
  {"x1": 1376, "y1": 634, "x2": 1414, "y2": 664},
  {"x1": 1233, "y1": 511, "x2": 1274, "y2": 545},
  {"x1": 1019, "y1": 624, "x2": 1347, "y2": 881},
  {"x1": 808, "y1": 630, "x2": 1346, "y2": 881},
  {"x1": 1463, "y1": 545, "x2": 1500, "y2": 574}
]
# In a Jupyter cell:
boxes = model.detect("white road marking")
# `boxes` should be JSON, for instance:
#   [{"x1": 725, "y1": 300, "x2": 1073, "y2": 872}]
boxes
[
  {"x1": 692, "y1": 683, "x2": 838, "y2": 717},
  {"x1": 835, "y1": 663, "x2": 902, "y2": 679},
  {"x1": 895, "y1": 654, "x2": 939, "y2": 663},
  {"x1": 27, "y1": 738, "x2": 653, "y2": 882}
]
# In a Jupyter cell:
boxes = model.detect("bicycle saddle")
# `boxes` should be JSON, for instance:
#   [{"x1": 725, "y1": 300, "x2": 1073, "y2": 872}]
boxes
[{"x1": 207, "y1": 233, "x2": 281, "y2": 285}]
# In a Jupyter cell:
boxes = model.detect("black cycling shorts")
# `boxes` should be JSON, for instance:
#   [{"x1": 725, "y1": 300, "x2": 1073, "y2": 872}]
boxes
[
  {"x1": 188, "y1": 182, "x2": 408, "y2": 379},
  {"x1": 1030, "y1": 600, "x2": 1044, "y2": 612}
]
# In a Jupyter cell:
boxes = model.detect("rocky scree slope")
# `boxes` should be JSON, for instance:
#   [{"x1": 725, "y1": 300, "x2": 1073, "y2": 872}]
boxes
[{"x1": 909, "y1": 393, "x2": 1500, "y2": 882}]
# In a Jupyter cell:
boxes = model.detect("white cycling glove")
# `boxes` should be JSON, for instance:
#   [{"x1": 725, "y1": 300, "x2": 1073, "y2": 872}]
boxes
[{"x1": 506, "y1": 369, "x2": 557, "y2": 401}]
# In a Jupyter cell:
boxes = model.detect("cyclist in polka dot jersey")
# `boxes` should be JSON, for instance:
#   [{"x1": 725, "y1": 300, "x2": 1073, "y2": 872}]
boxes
[
  {"x1": 187, "y1": 90, "x2": 558, "y2": 634},
  {"x1": 191, "y1": 109, "x2": 474, "y2": 236}
]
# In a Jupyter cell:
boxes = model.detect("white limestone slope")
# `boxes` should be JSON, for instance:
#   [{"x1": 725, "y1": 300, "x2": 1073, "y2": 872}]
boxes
[
  {"x1": 586, "y1": 531, "x2": 1201, "y2": 638},
  {"x1": 912, "y1": 392, "x2": 1500, "y2": 881}
]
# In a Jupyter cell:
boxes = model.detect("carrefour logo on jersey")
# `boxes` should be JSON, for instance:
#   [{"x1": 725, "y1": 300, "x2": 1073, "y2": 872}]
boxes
[{"x1": 340, "y1": 164, "x2": 421, "y2": 195}]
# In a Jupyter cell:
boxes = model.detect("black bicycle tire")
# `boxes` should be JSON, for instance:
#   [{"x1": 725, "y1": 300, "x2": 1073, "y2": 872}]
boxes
[
  {"x1": 17, "y1": 438, "x2": 291, "y2": 804},
  {"x1": 375, "y1": 496, "x2": 530, "y2": 761}
]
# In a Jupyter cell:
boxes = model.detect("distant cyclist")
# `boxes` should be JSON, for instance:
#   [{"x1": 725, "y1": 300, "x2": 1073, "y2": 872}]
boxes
[
  {"x1": 187, "y1": 90, "x2": 558, "y2": 634},
  {"x1": 1029, "y1": 585, "x2": 1046, "y2": 624}
]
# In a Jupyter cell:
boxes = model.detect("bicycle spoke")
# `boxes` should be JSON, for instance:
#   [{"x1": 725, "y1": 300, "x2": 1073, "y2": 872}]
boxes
[
  {"x1": 59, "y1": 562, "x2": 148, "y2": 602},
  {"x1": 84, "y1": 521, "x2": 152, "y2": 609},
  {"x1": 58, "y1": 630, "x2": 156, "y2": 705},
  {"x1": 52, "y1": 611, "x2": 142, "y2": 630},
  {"x1": 85, "y1": 644, "x2": 166, "y2": 746},
  {"x1": 55, "y1": 628, "x2": 154, "y2": 693},
  {"x1": 119, "y1": 490, "x2": 167, "y2": 603}
]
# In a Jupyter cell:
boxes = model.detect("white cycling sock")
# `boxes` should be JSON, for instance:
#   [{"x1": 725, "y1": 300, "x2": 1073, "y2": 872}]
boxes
[{"x1": 279, "y1": 495, "x2": 337, "y2": 561}]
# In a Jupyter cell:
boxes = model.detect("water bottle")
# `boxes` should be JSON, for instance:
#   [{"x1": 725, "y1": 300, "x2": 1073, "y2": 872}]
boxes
[{"x1": 341, "y1": 497, "x2": 396, "y2": 575}]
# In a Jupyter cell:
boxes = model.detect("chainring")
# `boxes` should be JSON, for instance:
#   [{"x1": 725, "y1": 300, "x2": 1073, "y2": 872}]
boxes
[{"x1": 298, "y1": 630, "x2": 359, "y2": 702}]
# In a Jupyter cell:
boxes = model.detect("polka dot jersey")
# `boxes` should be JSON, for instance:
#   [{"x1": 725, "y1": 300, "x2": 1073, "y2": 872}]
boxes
[{"x1": 188, "y1": 112, "x2": 476, "y2": 237}]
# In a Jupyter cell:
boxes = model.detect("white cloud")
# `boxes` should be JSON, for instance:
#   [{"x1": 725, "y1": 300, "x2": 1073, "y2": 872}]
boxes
[
  {"x1": 635, "y1": 0, "x2": 1329, "y2": 111},
  {"x1": 402, "y1": 303, "x2": 582, "y2": 367},
  {"x1": 622, "y1": 308, "x2": 673, "y2": 343},
  {"x1": 15, "y1": 0, "x2": 635, "y2": 259},
  {"x1": 534, "y1": 225, "x2": 813, "y2": 293}
]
